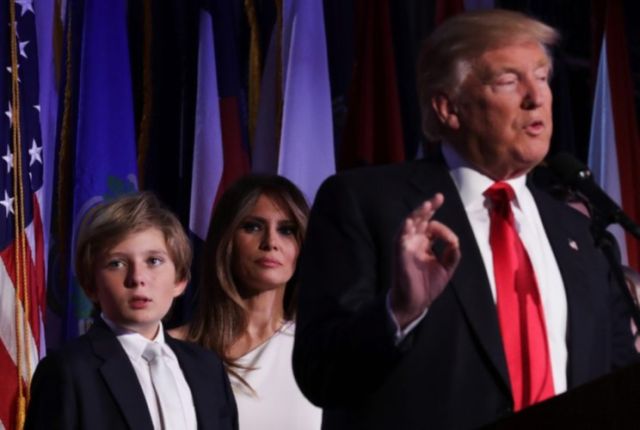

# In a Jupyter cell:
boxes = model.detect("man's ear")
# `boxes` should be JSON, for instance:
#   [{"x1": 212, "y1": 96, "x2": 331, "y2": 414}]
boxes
[{"x1": 431, "y1": 94, "x2": 460, "y2": 130}]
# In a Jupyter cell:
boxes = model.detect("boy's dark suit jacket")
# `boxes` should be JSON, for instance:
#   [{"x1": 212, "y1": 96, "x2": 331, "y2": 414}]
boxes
[
  {"x1": 293, "y1": 159, "x2": 638, "y2": 430},
  {"x1": 25, "y1": 318, "x2": 238, "y2": 430}
]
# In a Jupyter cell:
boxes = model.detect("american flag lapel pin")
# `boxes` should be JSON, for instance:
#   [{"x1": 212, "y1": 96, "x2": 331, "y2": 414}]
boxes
[{"x1": 568, "y1": 239, "x2": 579, "y2": 251}]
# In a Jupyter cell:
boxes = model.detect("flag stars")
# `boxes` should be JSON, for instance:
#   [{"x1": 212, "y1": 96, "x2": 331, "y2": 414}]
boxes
[
  {"x1": 29, "y1": 139, "x2": 42, "y2": 166},
  {"x1": 6, "y1": 64, "x2": 20, "y2": 82},
  {"x1": 19, "y1": 40, "x2": 29, "y2": 59},
  {"x1": 33, "y1": 104, "x2": 40, "y2": 113},
  {"x1": 0, "y1": 191, "x2": 14, "y2": 217},
  {"x1": 4, "y1": 102, "x2": 12, "y2": 127},
  {"x1": 15, "y1": 0, "x2": 34, "y2": 17},
  {"x1": 2, "y1": 147, "x2": 13, "y2": 173}
]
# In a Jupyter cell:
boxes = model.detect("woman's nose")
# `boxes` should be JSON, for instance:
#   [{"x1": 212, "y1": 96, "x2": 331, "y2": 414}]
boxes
[{"x1": 259, "y1": 228, "x2": 279, "y2": 250}]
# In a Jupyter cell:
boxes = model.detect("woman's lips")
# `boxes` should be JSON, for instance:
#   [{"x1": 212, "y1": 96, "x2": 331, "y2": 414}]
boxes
[{"x1": 255, "y1": 258, "x2": 282, "y2": 268}]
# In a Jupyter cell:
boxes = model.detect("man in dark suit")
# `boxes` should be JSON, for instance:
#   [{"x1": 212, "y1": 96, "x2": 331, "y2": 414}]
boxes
[
  {"x1": 293, "y1": 9, "x2": 637, "y2": 430},
  {"x1": 26, "y1": 193, "x2": 238, "y2": 429}
]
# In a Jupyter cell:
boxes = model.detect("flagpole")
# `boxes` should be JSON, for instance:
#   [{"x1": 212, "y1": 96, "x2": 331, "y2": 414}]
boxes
[{"x1": 8, "y1": 1, "x2": 32, "y2": 427}]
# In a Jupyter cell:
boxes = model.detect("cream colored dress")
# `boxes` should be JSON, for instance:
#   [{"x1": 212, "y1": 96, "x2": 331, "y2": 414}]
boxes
[{"x1": 230, "y1": 321, "x2": 322, "y2": 430}]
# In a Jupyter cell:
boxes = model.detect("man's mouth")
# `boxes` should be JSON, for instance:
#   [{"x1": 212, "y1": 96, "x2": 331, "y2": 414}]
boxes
[{"x1": 524, "y1": 120, "x2": 545, "y2": 136}]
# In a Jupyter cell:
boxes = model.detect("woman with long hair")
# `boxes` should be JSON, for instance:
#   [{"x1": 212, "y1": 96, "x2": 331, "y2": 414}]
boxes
[{"x1": 171, "y1": 174, "x2": 321, "y2": 430}]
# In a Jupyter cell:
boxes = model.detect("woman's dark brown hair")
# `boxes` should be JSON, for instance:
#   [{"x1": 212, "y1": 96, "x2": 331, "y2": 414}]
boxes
[{"x1": 187, "y1": 174, "x2": 309, "y2": 378}]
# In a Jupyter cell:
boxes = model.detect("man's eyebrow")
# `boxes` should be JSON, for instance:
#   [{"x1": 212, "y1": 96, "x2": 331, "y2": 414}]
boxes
[
  {"x1": 481, "y1": 59, "x2": 551, "y2": 81},
  {"x1": 535, "y1": 58, "x2": 551, "y2": 68}
]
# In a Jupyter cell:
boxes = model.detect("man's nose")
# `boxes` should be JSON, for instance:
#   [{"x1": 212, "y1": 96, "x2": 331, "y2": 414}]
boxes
[{"x1": 521, "y1": 76, "x2": 547, "y2": 109}]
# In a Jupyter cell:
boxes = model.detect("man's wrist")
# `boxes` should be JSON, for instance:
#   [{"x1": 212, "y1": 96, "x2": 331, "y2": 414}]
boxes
[{"x1": 387, "y1": 292, "x2": 428, "y2": 342}]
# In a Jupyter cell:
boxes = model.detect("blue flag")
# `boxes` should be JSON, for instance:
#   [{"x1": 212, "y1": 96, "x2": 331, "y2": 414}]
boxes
[{"x1": 61, "y1": 0, "x2": 138, "y2": 339}]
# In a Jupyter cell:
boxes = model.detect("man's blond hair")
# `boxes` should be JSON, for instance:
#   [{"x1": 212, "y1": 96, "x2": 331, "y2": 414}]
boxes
[{"x1": 417, "y1": 9, "x2": 559, "y2": 141}]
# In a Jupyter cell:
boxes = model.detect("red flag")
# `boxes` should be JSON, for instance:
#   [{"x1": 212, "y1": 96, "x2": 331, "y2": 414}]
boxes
[
  {"x1": 207, "y1": 0, "x2": 251, "y2": 206},
  {"x1": 434, "y1": 0, "x2": 465, "y2": 26},
  {"x1": 339, "y1": 0, "x2": 405, "y2": 169},
  {"x1": 604, "y1": 0, "x2": 640, "y2": 269}
]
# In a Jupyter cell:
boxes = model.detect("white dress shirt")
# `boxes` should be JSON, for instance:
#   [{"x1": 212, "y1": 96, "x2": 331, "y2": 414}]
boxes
[
  {"x1": 443, "y1": 144, "x2": 568, "y2": 394},
  {"x1": 102, "y1": 315, "x2": 198, "y2": 430},
  {"x1": 389, "y1": 146, "x2": 569, "y2": 394}
]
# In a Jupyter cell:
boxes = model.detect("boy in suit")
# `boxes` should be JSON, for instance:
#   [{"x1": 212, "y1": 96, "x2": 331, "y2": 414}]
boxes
[{"x1": 26, "y1": 192, "x2": 238, "y2": 430}]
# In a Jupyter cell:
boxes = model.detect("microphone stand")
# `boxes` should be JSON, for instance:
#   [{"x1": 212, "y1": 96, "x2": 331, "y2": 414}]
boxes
[
  {"x1": 589, "y1": 209, "x2": 640, "y2": 334},
  {"x1": 612, "y1": 212, "x2": 640, "y2": 241},
  {"x1": 541, "y1": 153, "x2": 640, "y2": 334}
]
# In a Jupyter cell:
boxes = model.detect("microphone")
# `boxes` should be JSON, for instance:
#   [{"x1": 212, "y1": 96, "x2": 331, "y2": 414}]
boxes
[{"x1": 546, "y1": 152, "x2": 640, "y2": 239}]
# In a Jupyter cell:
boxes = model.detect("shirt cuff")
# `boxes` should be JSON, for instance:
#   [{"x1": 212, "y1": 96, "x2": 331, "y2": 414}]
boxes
[{"x1": 386, "y1": 292, "x2": 429, "y2": 345}]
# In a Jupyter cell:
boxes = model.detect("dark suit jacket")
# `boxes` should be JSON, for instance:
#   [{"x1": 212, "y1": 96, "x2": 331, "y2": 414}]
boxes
[
  {"x1": 292, "y1": 159, "x2": 638, "y2": 430},
  {"x1": 25, "y1": 319, "x2": 238, "y2": 430}
]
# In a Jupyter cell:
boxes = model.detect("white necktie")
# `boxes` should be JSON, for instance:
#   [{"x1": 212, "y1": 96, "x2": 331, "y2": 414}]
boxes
[{"x1": 142, "y1": 342, "x2": 186, "y2": 430}]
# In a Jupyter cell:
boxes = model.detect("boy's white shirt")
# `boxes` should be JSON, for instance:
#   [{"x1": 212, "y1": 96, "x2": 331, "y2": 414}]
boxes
[{"x1": 102, "y1": 314, "x2": 198, "y2": 430}]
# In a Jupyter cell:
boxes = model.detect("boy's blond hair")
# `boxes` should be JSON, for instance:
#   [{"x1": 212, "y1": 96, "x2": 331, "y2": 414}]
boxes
[{"x1": 75, "y1": 192, "x2": 192, "y2": 300}]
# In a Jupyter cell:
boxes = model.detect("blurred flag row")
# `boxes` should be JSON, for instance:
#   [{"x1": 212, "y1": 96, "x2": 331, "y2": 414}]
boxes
[
  {"x1": 0, "y1": 0, "x2": 336, "y2": 428},
  {"x1": 2, "y1": 0, "x2": 639, "y2": 428}
]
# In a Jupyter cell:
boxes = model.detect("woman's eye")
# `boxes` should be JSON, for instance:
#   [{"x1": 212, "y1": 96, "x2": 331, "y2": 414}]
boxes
[
  {"x1": 241, "y1": 221, "x2": 262, "y2": 233},
  {"x1": 278, "y1": 224, "x2": 297, "y2": 236}
]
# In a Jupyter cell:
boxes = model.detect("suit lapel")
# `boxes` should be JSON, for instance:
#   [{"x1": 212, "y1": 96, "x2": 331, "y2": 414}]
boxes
[
  {"x1": 531, "y1": 187, "x2": 597, "y2": 387},
  {"x1": 167, "y1": 337, "x2": 217, "y2": 430},
  {"x1": 405, "y1": 161, "x2": 511, "y2": 393},
  {"x1": 88, "y1": 321, "x2": 154, "y2": 430}
]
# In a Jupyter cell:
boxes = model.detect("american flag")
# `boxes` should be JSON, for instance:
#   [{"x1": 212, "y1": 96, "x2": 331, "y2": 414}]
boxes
[{"x1": 0, "y1": 1, "x2": 47, "y2": 429}]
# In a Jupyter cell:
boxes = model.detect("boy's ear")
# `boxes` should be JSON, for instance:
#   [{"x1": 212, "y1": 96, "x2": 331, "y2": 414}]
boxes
[{"x1": 173, "y1": 279, "x2": 188, "y2": 298}]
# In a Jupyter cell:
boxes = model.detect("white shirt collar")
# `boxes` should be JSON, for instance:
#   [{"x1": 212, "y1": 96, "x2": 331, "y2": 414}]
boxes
[
  {"x1": 441, "y1": 143, "x2": 528, "y2": 210},
  {"x1": 101, "y1": 314, "x2": 170, "y2": 363}
]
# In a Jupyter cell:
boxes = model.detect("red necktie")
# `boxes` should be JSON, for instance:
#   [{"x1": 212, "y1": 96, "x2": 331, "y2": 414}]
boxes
[{"x1": 485, "y1": 182, "x2": 554, "y2": 411}]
